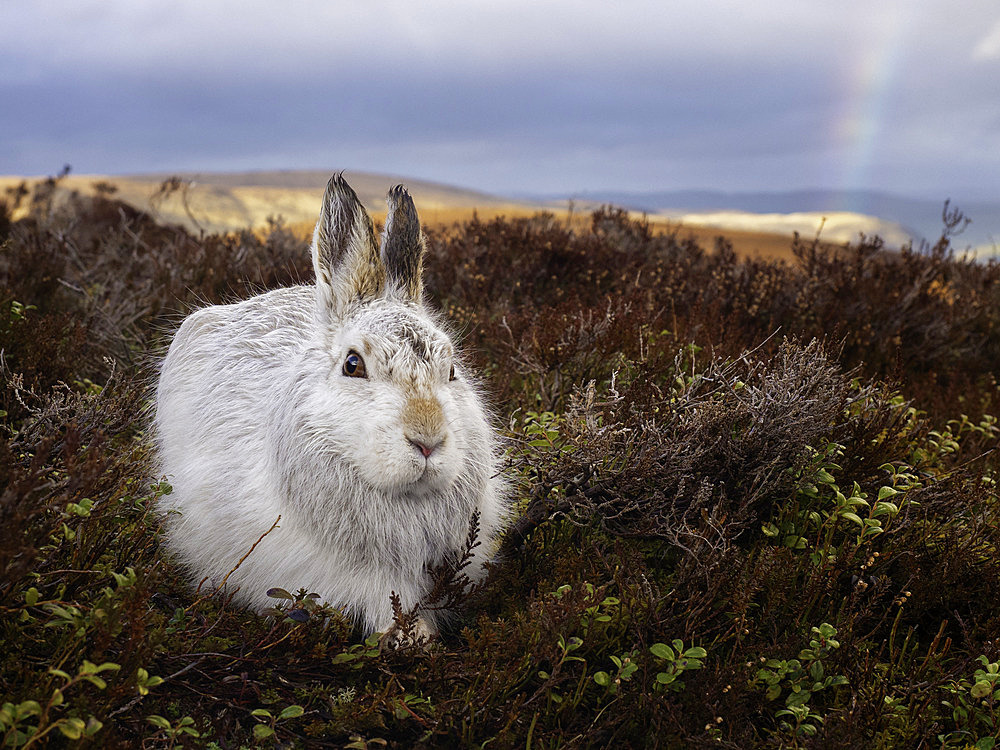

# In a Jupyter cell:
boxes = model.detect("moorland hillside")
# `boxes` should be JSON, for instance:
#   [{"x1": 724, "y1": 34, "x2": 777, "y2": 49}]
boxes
[
  {"x1": 0, "y1": 171, "x2": 886, "y2": 262},
  {"x1": 2, "y1": 184, "x2": 999, "y2": 747}
]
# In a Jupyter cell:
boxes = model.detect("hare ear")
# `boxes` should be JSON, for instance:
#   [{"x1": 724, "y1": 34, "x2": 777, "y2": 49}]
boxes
[
  {"x1": 312, "y1": 173, "x2": 384, "y2": 321},
  {"x1": 379, "y1": 185, "x2": 425, "y2": 302}
]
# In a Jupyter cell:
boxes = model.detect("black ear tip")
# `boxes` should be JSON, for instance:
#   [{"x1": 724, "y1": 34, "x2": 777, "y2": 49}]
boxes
[
  {"x1": 324, "y1": 172, "x2": 364, "y2": 209},
  {"x1": 386, "y1": 184, "x2": 411, "y2": 207},
  {"x1": 327, "y1": 171, "x2": 347, "y2": 189},
  {"x1": 386, "y1": 185, "x2": 417, "y2": 218}
]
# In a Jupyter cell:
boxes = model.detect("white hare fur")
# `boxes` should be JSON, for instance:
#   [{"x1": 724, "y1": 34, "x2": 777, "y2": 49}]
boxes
[{"x1": 155, "y1": 174, "x2": 508, "y2": 637}]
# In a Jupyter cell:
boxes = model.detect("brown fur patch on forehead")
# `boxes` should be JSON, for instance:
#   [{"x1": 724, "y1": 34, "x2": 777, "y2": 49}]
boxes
[{"x1": 350, "y1": 303, "x2": 450, "y2": 366}]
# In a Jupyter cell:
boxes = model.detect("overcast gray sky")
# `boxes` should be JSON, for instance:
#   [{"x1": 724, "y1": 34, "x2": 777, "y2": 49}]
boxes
[{"x1": 3, "y1": 0, "x2": 999, "y2": 198}]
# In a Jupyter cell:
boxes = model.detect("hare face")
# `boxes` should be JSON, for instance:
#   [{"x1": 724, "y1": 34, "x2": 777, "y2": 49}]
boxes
[{"x1": 325, "y1": 302, "x2": 466, "y2": 495}]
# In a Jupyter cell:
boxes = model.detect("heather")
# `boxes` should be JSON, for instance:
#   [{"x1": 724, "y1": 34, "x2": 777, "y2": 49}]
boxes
[{"x1": 2, "y1": 182, "x2": 999, "y2": 748}]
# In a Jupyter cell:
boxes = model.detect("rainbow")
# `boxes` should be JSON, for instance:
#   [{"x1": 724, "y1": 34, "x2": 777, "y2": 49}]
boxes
[{"x1": 832, "y1": 6, "x2": 914, "y2": 211}]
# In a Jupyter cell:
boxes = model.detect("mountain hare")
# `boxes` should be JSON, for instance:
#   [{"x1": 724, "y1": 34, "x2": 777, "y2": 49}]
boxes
[{"x1": 155, "y1": 174, "x2": 508, "y2": 638}]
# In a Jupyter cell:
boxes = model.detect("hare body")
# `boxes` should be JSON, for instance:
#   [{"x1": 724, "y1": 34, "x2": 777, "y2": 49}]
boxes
[{"x1": 155, "y1": 176, "x2": 507, "y2": 635}]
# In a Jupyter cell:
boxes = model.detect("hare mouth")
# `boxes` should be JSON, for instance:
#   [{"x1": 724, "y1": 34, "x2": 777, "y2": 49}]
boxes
[
  {"x1": 413, "y1": 461, "x2": 437, "y2": 484},
  {"x1": 407, "y1": 459, "x2": 454, "y2": 494}
]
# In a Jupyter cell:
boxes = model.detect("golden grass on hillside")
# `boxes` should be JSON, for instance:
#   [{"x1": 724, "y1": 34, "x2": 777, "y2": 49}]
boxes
[
  {"x1": 1, "y1": 174, "x2": 832, "y2": 264},
  {"x1": 291, "y1": 207, "x2": 818, "y2": 264},
  {"x1": 393, "y1": 207, "x2": 832, "y2": 263}
]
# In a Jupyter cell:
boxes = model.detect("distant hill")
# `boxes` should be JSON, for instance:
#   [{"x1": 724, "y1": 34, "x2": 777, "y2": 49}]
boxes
[
  {"x1": 558, "y1": 189, "x2": 1000, "y2": 255},
  {"x1": 5, "y1": 169, "x2": 993, "y2": 258},
  {"x1": 0, "y1": 170, "x2": 534, "y2": 236},
  {"x1": 125, "y1": 170, "x2": 516, "y2": 210}
]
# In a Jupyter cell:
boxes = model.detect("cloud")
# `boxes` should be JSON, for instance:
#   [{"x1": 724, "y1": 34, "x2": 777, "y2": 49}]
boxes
[
  {"x1": 0, "y1": 0, "x2": 914, "y2": 79},
  {"x1": 2, "y1": 0, "x2": 999, "y2": 196},
  {"x1": 973, "y1": 19, "x2": 1000, "y2": 60}
]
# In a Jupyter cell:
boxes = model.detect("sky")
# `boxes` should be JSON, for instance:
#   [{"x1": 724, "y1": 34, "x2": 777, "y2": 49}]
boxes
[{"x1": 2, "y1": 0, "x2": 999, "y2": 199}]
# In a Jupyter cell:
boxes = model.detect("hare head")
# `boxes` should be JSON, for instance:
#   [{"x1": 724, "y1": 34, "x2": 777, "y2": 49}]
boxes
[{"x1": 304, "y1": 175, "x2": 473, "y2": 495}]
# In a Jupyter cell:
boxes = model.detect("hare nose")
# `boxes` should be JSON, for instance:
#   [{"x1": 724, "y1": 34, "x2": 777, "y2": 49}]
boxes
[
  {"x1": 402, "y1": 397, "x2": 445, "y2": 459},
  {"x1": 408, "y1": 437, "x2": 440, "y2": 458}
]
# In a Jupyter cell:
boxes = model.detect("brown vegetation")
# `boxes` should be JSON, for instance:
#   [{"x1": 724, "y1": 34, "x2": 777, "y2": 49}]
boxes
[{"x1": 1, "y1": 182, "x2": 999, "y2": 747}]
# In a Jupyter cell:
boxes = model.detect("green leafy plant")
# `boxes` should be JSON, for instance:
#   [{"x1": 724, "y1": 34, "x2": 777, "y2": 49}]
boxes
[
  {"x1": 250, "y1": 704, "x2": 305, "y2": 742},
  {"x1": 938, "y1": 656, "x2": 1000, "y2": 746},
  {"x1": 754, "y1": 623, "x2": 849, "y2": 741},
  {"x1": 146, "y1": 715, "x2": 200, "y2": 746},
  {"x1": 649, "y1": 640, "x2": 707, "y2": 693},
  {"x1": 591, "y1": 650, "x2": 639, "y2": 696},
  {"x1": 135, "y1": 668, "x2": 164, "y2": 696},
  {"x1": 0, "y1": 661, "x2": 119, "y2": 747}
]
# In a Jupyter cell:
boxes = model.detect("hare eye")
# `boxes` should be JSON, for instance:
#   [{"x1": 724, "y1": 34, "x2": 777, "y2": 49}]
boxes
[
  {"x1": 449, "y1": 364, "x2": 456, "y2": 382},
  {"x1": 343, "y1": 351, "x2": 367, "y2": 378}
]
